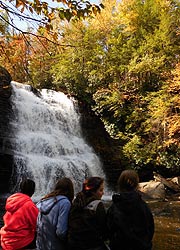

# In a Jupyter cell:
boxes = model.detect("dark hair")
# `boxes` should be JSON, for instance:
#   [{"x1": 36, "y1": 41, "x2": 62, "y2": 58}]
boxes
[
  {"x1": 117, "y1": 170, "x2": 139, "y2": 192},
  {"x1": 20, "y1": 179, "x2": 35, "y2": 197},
  {"x1": 42, "y1": 177, "x2": 74, "y2": 203},
  {"x1": 82, "y1": 176, "x2": 104, "y2": 196}
]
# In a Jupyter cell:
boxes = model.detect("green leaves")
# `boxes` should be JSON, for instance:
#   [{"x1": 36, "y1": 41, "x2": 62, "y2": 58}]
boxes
[{"x1": 1, "y1": 0, "x2": 180, "y2": 173}]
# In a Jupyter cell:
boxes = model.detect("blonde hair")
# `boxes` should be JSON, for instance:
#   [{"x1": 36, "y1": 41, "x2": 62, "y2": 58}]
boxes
[{"x1": 117, "y1": 170, "x2": 139, "y2": 192}]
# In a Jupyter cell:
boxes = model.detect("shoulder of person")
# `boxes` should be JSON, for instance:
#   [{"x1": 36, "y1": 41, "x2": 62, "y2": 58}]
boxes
[
  {"x1": 56, "y1": 195, "x2": 71, "y2": 207},
  {"x1": 85, "y1": 200, "x2": 103, "y2": 211}
]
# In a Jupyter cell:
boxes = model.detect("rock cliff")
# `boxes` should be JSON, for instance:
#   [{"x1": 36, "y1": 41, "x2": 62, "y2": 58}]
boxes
[
  {"x1": 79, "y1": 104, "x2": 123, "y2": 190},
  {"x1": 0, "y1": 66, "x2": 13, "y2": 193}
]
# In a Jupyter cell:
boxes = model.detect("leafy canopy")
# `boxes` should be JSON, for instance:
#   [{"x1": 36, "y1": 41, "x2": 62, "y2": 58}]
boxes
[{"x1": 0, "y1": 0, "x2": 104, "y2": 33}]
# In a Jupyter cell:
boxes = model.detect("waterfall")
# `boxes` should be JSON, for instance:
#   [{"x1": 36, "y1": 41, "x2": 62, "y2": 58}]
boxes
[{"x1": 10, "y1": 82, "x2": 105, "y2": 201}]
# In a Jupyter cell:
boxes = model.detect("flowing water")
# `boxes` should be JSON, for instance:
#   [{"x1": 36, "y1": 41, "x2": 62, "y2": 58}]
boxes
[
  {"x1": 0, "y1": 197, "x2": 180, "y2": 249},
  {"x1": 9, "y1": 82, "x2": 105, "y2": 201},
  {"x1": 102, "y1": 198, "x2": 180, "y2": 250},
  {"x1": 150, "y1": 200, "x2": 180, "y2": 250},
  {"x1": 0, "y1": 82, "x2": 180, "y2": 249}
]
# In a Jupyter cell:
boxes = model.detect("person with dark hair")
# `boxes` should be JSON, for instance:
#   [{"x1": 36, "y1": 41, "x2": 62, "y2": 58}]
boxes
[
  {"x1": 36, "y1": 177, "x2": 74, "y2": 250},
  {"x1": 0, "y1": 178, "x2": 38, "y2": 250},
  {"x1": 68, "y1": 176, "x2": 108, "y2": 250},
  {"x1": 107, "y1": 170, "x2": 154, "y2": 250},
  {"x1": 20, "y1": 178, "x2": 35, "y2": 197}
]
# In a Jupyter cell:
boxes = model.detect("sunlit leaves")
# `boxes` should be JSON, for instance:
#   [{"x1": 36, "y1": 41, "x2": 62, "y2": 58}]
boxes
[
  {"x1": 0, "y1": 0, "x2": 104, "y2": 36},
  {"x1": 13, "y1": 0, "x2": 103, "y2": 22},
  {"x1": 1, "y1": 0, "x2": 180, "y2": 173},
  {"x1": 0, "y1": 34, "x2": 30, "y2": 82}
]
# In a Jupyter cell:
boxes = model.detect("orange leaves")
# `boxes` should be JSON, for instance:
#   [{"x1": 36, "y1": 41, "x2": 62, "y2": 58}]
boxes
[
  {"x1": 156, "y1": 63, "x2": 180, "y2": 148},
  {"x1": 4, "y1": 0, "x2": 104, "y2": 36},
  {"x1": 29, "y1": 6, "x2": 34, "y2": 13},
  {"x1": 91, "y1": 4, "x2": 100, "y2": 16},
  {"x1": 0, "y1": 34, "x2": 29, "y2": 82},
  {"x1": 15, "y1": 0, "x2": 27, "y2": 13},
  {"x1": 165, "y1": 115, "x2": 180, "y2": 147},
  {"x1": 72, "y1": 9, "x2": 77, "y2": 16},
  {"x1": 56, "y1": 0, "x2": 67, "y2": 3},
  {"x1": 15, "y1": 0, "x2": 25, "y2": 9},
  {"x1": 45, "y1": 23, "x2": 53, "y2": 32}
]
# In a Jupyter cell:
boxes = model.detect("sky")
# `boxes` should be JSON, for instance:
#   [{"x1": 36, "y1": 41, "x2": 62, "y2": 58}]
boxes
[{"x1": 7, "y1": 0, "x2": 102, "y2": 32}]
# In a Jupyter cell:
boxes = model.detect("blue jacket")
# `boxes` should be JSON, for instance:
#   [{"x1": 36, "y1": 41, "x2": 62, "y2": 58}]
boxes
[{"x1": 36, "y1": 195, "x2": 71, "y2": 250}]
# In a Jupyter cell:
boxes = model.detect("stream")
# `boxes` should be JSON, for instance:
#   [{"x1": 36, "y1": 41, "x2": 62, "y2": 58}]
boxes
[
  {"x1": 102, "y1": 197, "x2": 180, "y2": 250},
  {"x1": 1, "y1": 196, "x2": 179, "y2": 249},
  {"x1": 149, "y1": 200, "x2": 180, "y2": 250}
]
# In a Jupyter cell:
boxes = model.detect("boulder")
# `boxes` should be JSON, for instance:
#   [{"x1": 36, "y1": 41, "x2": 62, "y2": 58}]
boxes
[
  {"x1": 153, "y1": 172, "x2": 180, "y2": 192},
  {"x1": 139, "y1": 180, "x2": 166, "y2": 200}
]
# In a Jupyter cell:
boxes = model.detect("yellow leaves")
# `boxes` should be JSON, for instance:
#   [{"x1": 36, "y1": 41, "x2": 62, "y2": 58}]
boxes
[
  {"x1": 91, "y1": 4, "x2": 98, "y2": 15},
  {"x1": 162, "y1": 63, "x2": 180, "y2": 147},
  {"x1": 146, "y1": 66, "x2": 180, "y2": 148},
  {"x1": 169, "y1": 63, "x2": 180, "y2": 92},
  {"x1": 89, "y1": 0, "x2": 117, "y2": 34},
  {"x1": 48, "y1": 12, "x2": 55, "y2": 21},
  {"x1": 168, "y1": 116, "x2": 180, "y2": 135},
  {"x1": 72, "y1": 9, "x2": 77, "y2": 16},
  {"x1": 164, "y1": 115, "x2": 180, "y2": 146},
  {"x1": 52, "y1": 32, "x2": 58, "y2": 41},
  {"x1": 118, "y1": 0, "x2": 139, "y2": 32}
]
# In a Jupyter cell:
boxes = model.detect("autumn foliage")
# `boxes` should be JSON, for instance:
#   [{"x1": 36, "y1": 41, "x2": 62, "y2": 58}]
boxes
[{"x1": 0, "y1": 0, "x2": 180, "y2": 175}]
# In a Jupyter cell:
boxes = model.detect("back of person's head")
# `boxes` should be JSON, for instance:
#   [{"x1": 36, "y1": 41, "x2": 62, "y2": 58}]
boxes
[
  {"x1": 73, "y1": 176, "x2": 104, "y2": 209},
  {"x1": 82, "y1": 176, "x2": 104, "y2": 196},
  {"x1": 55, "y1": 177, "x2": 74, "y2": 202},
  {"x1": 20, "y1": 178, "x2": 35, "y2": 197},
  {"x1": 117, "y1": 170, "x2": 139, "y2": 192},
  {"x1": 43, "y1": 177, "x2": 74, "y2": 203}
]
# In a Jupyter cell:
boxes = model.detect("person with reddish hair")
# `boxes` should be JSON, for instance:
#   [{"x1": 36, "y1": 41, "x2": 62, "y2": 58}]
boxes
[
  {"x1": 68, "y1": 176, "x2": 108, "y2": 250},
  {"x1": 0, "y1": 179, "x2": 38, "y2": 250}
]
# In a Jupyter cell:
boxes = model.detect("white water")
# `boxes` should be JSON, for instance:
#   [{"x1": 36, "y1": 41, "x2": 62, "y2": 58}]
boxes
[{"x1": 10, "y1": 82, "x2": 105, "y2": 201}]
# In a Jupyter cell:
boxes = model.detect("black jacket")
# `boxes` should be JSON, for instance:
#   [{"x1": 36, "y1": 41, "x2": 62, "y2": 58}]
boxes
[
  {"x1": 68, "y1": 198, "x2": 108, "y2": 250},
  {"x1": 107, "y1": 191, "x2": 154, "y2": 250}
]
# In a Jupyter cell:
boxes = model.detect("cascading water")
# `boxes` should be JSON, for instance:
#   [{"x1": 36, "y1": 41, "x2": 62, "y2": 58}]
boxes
[{"x1": 10, "y1": 82, "x2": 105, "y2": 201}]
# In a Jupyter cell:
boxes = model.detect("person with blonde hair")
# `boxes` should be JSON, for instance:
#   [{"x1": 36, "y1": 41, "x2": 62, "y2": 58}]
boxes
[
  {"x1": 36, "y1": 177, "x2": 74, "y2": 250},
  {"x1": 107, "y1": 170, "x2": 154, "y2": 250}
]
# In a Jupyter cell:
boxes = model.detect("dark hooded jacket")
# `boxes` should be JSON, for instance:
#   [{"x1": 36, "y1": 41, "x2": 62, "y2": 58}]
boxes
[
  {"x1": 68, "y1": 196, "x2": 108, "y2": 250},
  {"x1": 107, "y1": 191, "x2": 154, "y2": 250}
]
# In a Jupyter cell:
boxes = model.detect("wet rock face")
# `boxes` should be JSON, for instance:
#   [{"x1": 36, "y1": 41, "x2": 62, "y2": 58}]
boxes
[
  {"x1": 0, "y1": 66, "x2": 13, "y2": 193},
  {"x1": 79, "y1": 104, "x2": 122, "y2": 190}
]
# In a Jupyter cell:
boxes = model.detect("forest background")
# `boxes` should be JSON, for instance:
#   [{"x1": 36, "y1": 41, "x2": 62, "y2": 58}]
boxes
[{"x1": 0, "y1": 0, "x2": 180, "y2": 183}]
